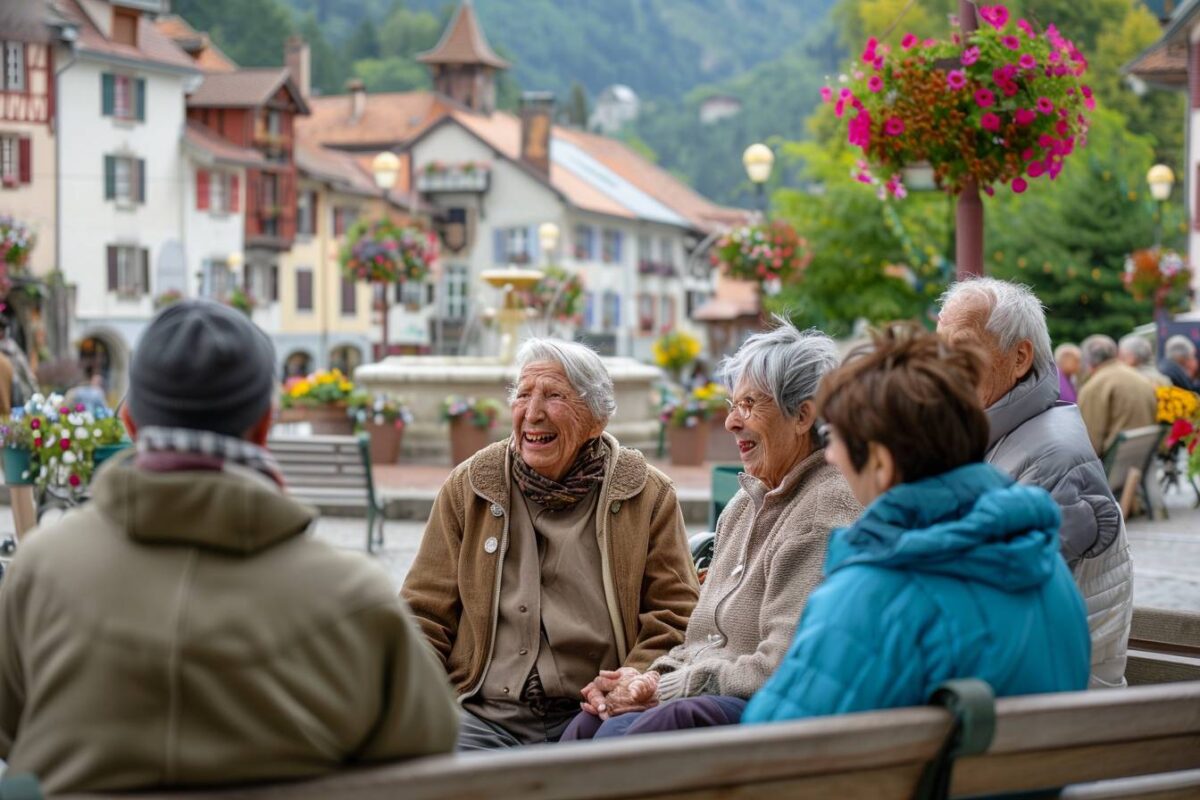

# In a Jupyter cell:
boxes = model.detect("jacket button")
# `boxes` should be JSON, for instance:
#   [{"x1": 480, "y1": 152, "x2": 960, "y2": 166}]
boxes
[
  {"x1": 610, "y1": 500, "x2": 621, "y2": 514},
  {"x1": 519, "y1": 648, "x2": 528, "y2": 655},
  {"x1": 490, "y1": 503, "x2": 504, "y2": 517},
  {"x1": 519, "y1": 605, "x2": 527, "y2": 613},
  {"x1": 503, "y1": 687, "x2": 510, "y2": 695},
  {"x1": 484, "y1": 537, "x2": 498, "y2": 554}
]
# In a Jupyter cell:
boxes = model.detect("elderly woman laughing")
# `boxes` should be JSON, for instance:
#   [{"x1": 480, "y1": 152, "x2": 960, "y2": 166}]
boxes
[
  {"x1": 563, "y1": 320, "x2": 861, "y2": 739},
  {"x1": 401, "y1": 338, "x2": 698, "y2": 750}
]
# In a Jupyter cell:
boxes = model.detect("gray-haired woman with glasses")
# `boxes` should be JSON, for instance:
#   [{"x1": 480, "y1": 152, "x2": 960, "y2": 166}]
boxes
[{"x1": 562, "y1": 318, "x2": 861, "y2": 740}]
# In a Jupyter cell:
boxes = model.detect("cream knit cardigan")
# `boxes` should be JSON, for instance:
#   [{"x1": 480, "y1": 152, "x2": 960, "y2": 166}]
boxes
[{"x1": 653, "y1": 450, "x2": 861, "y2": 701}]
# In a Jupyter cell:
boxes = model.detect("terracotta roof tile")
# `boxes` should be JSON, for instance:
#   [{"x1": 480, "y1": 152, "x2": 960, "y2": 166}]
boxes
[
  {"x1": 1126, "y1": 40, "x2": 1188, "y2": 87},
  {"x1": 416, "y1": 1, "x2": 509, "y2": 69},
  {"x1": 297, "y1": 144, "x2": 378, "y2": 196},
  {"x1": 298, "y1": 92, "x2": 450, "y2": 148},
  {"x1": 57, "y1": 0, "x2": 196, "y2": 71},
  {"x1": 154, "y1": 14, "x2": 237, "y2": 73},
  {"x1": 184, "y1": 120, "x2": 267, "y2": 167},
  {"x1": 188, "y1": 67, "x2": 299, "y2": 108}
]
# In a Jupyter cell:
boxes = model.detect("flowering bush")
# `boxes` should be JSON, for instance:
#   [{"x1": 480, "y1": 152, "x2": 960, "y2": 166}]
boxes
[
  {"x1": 522, "y1": 265, "x2": 585, "y2": 323},
  {"x1": 1123, "y1": 248, "x2": 1193, "y2": 313},
  {"x1": 652, "y1": 331, "x2": 702, "y2": 375},
  {"x1": 822, "y1": 4, "x2": 1092, "y2": 197},
  {"x1": 1166, "y1": 417, "x2": 1200, "y2": 479},
  {"x1": 712, "y1": 221, "x2": 810, "y2": 285},
  {"x1": 350, "y1": 391, "x2": 413, "y2": 429},
  {"x1": 281, "y1": 369, "x2": 356, "y2": 408},
  {"x1": 1157, "y1": 385, "x2": 1199, "y2": 425},
  {"x1": 6, "y1": 394, "x2": 126, "y2": 492},
  {"x1": 661, "y1": 382, "x2": 729, "y2": 428},
  {"x1": 0, "y1": 216, "x2": 34, "y2": 268},
  {"x1": 440, "y1": 395, "x2": 502, "y2": 429},
  {"x1": 340, "y1": 219, "x2": 437, "y2": 284}
]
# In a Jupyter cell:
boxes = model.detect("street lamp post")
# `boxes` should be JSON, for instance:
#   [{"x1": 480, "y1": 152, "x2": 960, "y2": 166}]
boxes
[
  {"x1": 1147, "y1": 164, "x2": 1175, "y2": 248},
  {"x1": 742, "y1": 143, "x2": 774, "y2": 220},
  {"x1": 371, "y1": 151, "x2": 401, "y2": 361}
]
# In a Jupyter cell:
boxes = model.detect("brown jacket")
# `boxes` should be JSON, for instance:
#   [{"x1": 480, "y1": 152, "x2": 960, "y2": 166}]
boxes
[
  {"x1": 402, "y1": 433, "x2": 699, "y2": 697},
  {"x1": 1077, "y1": 361, "x2": 1158, "y2": 456},
  {"x1": 0, "y1": 454, "x2": 458, "y2": 795}
]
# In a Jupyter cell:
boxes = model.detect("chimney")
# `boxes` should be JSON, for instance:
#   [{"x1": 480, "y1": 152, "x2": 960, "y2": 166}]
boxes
[
  {"x1": 285, "y1": 36, "x2": 311, "y2": 99},
  {"x1": 519, "y1": 92, "x2": 555, "y2": 176},
  {"x1": 346, "y1": 78, "x2": 366, "y2": 121}
]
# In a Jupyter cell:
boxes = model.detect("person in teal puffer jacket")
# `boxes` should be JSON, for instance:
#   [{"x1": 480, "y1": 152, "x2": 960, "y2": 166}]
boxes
[{"x1": 743, "y1": 325, "x2": 1090, "y2": 725}]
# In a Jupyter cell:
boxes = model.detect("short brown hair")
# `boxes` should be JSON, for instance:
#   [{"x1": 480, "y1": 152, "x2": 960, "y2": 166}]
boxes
[{"x1": 817, "y1": 323, "x2": 990, "y2": 484}]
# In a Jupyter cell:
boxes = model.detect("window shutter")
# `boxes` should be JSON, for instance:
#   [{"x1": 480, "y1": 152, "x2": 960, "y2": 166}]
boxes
[
  {"x1": 590, "y1": 226, "x2": 600, "y2": 260},
  {"x1": 394, "y1": 282, "x2": 403, "y2": 303},
  {"x1": 613, "y1": 231, "x2": 623, "y2": 262},
  {"x1": 104, "y1": 155, "x2": 115, "y2": 199},
  {"x1": 332, "y1": 207, "x2": 343, "y2": 237},
  {"x1": 342, "y1": 277, "x2": 356, "y2": 314},
  {"x1": 101, "y1": 73, "x2": 115, "y2": 116},
  {"x1": 310, "y1": 191, "x2": 319, "y2": 234},
  {"x1": 230, "y1": 173, "x2": 240, "y2": 212},
  {"x1": 136, "y1": 158, "x2": 146, "y2": 203},
  {"x1": 135, "y1": 78, "x2": 146, "y2": 121},
  {"x1": 527, "y1": 225, "x2": 539, "y2": 263},
  {"x1": 493, "y1": 228, "x2": 506, "y2": 263},
  {"x1": 107, "y1": 246, "x2": 118, "y2": 291},
  {"x1": 270, "y1": 265, "x2": 279, "y2": 301},
  {"x1": 427, "y1": 283, "x2": 435, "y2": 305},
  {"x1": 140, "y1": 248, "x2": 149, "y2": 294},
  {"x1": 196, "y1": 169, "x2": 210, "y2": 210},
  {"x1": 17, "y1": 137, "x2": 30, "y2": 184},
  {"x1": 297, "y1": 269, "x2": 313, "y2": 311}
]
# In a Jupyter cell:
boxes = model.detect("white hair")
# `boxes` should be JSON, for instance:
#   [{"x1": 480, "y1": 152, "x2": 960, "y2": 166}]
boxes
[
  {"x1": 1054, "y1": 343, "x2": 1081, "y2": 362},
  {"x1": 718, "y1": 316, "x2": 839, "y2": 418},
  {"x1": 510, "y1": 337, "x2": 616, "y2": 423},
  {"x1": 939, "y1": 278, "x2": 1055, "y2": 379},
  {"x1": 1081, "y1": 334, "x2": 1118, "y2": 368},
  {"x1": 1118, "y1": 334, "x2": 1154, "y2": 367},
  {"x1": 1165, "y1": 335, "x2": 1197, "y2": 363}
]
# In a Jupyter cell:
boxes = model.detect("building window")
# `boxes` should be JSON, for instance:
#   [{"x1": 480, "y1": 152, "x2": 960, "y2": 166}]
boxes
[
  {"x1": 602, "y1": 290, "x2": 621, "y2": 329},
  {"x1": 400, "y1": 280, "x2": 424, "y2": 309},
  {"x1": 686, "y1": 290, "x2": 709, "y2": 318},
  {"x1": 0, "y1": 136, "x2": 29, "y2": 186},
  {"x1": 106, "y1": 245, "x2": 148, "y2": 296},
  {"x1": 444, "y1": 263, "x2": 469, "y2": 319},
  {"x1": 297, "y1": 190, "x2": 317, "y2": 236},
  {"x1": 638, "y1": 293, "x2": 655, "y2": 334},
  {"x1": 602, "y1": 229, "x2": 622, "y2": 264},
  {"x1": 104, "y1": 155, "x2": 144, "y2": 204},
  {"x1": 340, "y1": 276, "x2": 356, "y2": 315},
  {"x1": 332, "y1": 206, "x2": 358, "y2": 237},
  {"x1": 195, "y1": 170, "x2": 237, "y2": 213},
  {"x1": 204, "y1": 258, "x2": 236, "y2": 299},
  {"x1": 266, "y1": 110, "x2": 282, "y2": 135},
  {"x1": 659, "y1": 238, "x2": 674, "y2": 269},
  {"x1": 295, "y1": 267, "x2": 313, "y2": 312},
  {"x1": 111, "y1": 7, "x2": 139, "y2": 48},
  {"x1": 3, "y1": 42, "x2": 24, "y2": 92},
  {"x1": 506, "y1": 227, "x2": 529, "y2": 264},
  {"x1": 574, "y1": 225, "x2": 595, "y2": 260},
  {"x1": 260, "y1": 173, "x2": 280, "y2": 236},
  {"x1": 583, "y1": 291, "x2": 596, "y2": 329},
  {"x1": 102, "y1": 74, "x2": 144, "y2": 122},
  {"x1": 660, "y1": 295, "x2": 676, "y2": 330}
]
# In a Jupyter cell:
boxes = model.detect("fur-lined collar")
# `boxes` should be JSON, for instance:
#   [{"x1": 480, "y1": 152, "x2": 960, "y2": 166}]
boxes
[{"x1": 467, "y1": 431, "x2": 648, "y2": 511}]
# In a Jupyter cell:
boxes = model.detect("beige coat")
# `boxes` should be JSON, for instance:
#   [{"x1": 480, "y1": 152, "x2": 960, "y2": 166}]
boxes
[
  {"x1": 652, "y1": 451, "x2": 861, "y2": 700},
  {"x1": 1077, "y1": 361, "x2": 1158, "y2": 456},
  {"x1": 0, "y1": 453, "x2": 457, "y2": 795},
  {"x1": 401, "y1": 433, "x2": 699, "y2": 698}
]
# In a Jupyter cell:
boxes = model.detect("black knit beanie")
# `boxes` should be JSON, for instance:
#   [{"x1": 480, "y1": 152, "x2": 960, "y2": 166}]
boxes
[{"x1": 128, "y1": 300, "x2": 276, "y2": 437}]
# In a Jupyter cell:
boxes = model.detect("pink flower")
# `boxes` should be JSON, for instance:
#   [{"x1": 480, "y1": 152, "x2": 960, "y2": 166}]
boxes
[
  {"x1": 962, "y1": 46, "x2": 980, "y2": 66},
  {"x1": 1038, "y1": 134, "x2": 1054, "y2": 148},
  {"x1": 974, "y1": 88, "x2": 995, "y2": 108},
  {"x1": 30, "y1": 418, "x2": 39, "y2": 430},
  {"x1": 884, "y1": 116, "x2": 905, "y2": 136},
  {"x1": 1036, "y1": 97, "x2": 1054, "y2": 114},
  {"x1": 1081, "y1": 85, "x2": 1093, "y2": 99},
  {"x1": 1055, "y1": 120, "x2": 1070, "y2": 136},
  {"x1": 1011, "y1": 177, "x2": 1028, "y2": 194},
  {"x1": 1002, "y1": 35, "x2": 1021, "y2": 50},
  {"x1": 835, "y1": 99, "x2": 846, "y2": 118},
  {"x1": 69, "y1": 473, "x2": 81, "y2": 488},
  {"x1": 980, "y1": 112, "x2": 1001, "y2": 131},
  {"x1": 947, "y1": 69, "x2": 967, "y2": 90},
  {"x1": 820, "y1": 86, "x2": 833, "y2": 103},
  {"x1": 75, "y1": 403, "x2": 85, "y2": 413},
  {"x1": 855, "y1": 172, "x2": 872, "y2": 184},
  {"x1": 868, "y1": 75, "x2": 884, "y2": 93},
  {"x1": 1084, "y1": 96, "x2": 1096, "y2": 111},
  {"x1": 862, "y1": 37, "x2": 878, "y2": 64},
  {"x1": 983, "y1": 185, "x2": 996, "y2": 197},
  {"x1": 1017, "y1": 19, "x2": 1035, "y2": 38},
  {"x1": 980, "y1": 5, "x2": 1010, "y2": 30},
  {"x1": 1015, "y1": 108, "x2": 1037, "y2": 126},
  {"x1": 873, "y1": 56, "x2": 885, "y2": 70},
  {"x1": 59, "y1": 438, "x2": 70, "y2": 450},
  {"x1": 1021, "y1": 148, "x2": 1034, "y2": 160},
  {"x1": 999, "y1": 81, "x2": 1019, "y2": 97},
  {"x1": 898, "y1": 33, "x2": 917, "y2": 50},
  {"x1": 848, "y1": 109, "x2": 872, "y2": 148},
  {"x1": 923, "y1": 38, "x2": 937, "y2": 47},
  {"x1": 1019, "y1": 54, "x2": 1037, "y2": 70},
  {"x1": 840, "y1": 87, "x2": 852, "y2": 99},
  {"x1": 1028, "y1": 161, "x2": 1046, "y2": 178}
]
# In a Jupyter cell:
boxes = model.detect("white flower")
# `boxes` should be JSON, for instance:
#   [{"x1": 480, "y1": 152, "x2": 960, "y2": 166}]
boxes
[
  {"x1": 75, "y1": 427, "x2": 89, "y2": 440},
  {"x1": 93, "y1": 429, "x2": 102, "y2": 438},
  {"x1": 68, "y1": 414, "x2": 82, "y2": 426},
  {"x1": 49, "y1": 457, "x2": 58, "y2": 467},
  {"x1": 62, "y1": 452, "x2": 76, "y2": 465}
]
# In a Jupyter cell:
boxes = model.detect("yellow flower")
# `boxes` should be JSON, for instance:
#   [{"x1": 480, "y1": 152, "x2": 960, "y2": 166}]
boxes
[
  {"x1": 338, "y1": 381, "x2": 353, "y2": 392},
  {"x1": 289, "y1": 380, "x2": 312, "y2": 398}
]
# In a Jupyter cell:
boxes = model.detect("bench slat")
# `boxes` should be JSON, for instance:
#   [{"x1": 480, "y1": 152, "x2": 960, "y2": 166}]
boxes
[
  {"x1": 1125, "y1": 651, "x2": 1200, "y2": 686},
  {"x1": 643, "y1": 763, "x2": 925, "y2": 800},
  {"x1": 1061, "y1": 768, "x2": 1200, "y2": 799},
  {"x1": 1130, "y1": 607, "x2": 1200, "y2": 653}
]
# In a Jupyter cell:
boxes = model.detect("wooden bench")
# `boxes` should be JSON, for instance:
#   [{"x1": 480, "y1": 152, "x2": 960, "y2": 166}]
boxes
[
  {"x1": 1102, "y1": 425, "x2": 1167, "y2": 520},
  {"x1": 267, "y1": 435, "x2": 385, "y2": 553},
  {"x1": 1126, "y1": 606, "x2": 1200, "y2": 685},
  {"x1": 66, "y1": 679, "x2": 1200, "y2": 800}
]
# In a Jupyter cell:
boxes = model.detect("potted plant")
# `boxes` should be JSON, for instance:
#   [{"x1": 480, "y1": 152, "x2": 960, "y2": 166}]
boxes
[
  {"x1": 441, "y1": 395, "x2": 502, "y2": 466},
  {"x1": 691, "y1": 382, "x2": 740, "y2": 462},
  {"x1": 652, "y1": 330, "x2": 702, "y2": 386},
  {"x1": 660, "y1": 397, "x2": 711, "y2": 467},
  {"x1": 15, "y1": 394, "x2": 126, "y2": 495},
  {"x1": 279, "y1": 369, "x2": 357, "y2": 435},
  {"x1": 351, "y1": 391, "x2": 413, "y2": 464},
  {"x1": 0, "y1": 415, "x2": 34, "y2": 485},
  {"x1": 91, "y1": 410, "x2": 131, "y2": 468}
]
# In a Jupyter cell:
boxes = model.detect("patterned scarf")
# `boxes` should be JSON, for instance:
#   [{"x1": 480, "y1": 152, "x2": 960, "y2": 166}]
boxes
[
  {"x1": 135, "y1": 426, "x2": 285, "y2": 487},
  {"x1": 511, "y1": 436, "x2": 607, "y2": 511}
]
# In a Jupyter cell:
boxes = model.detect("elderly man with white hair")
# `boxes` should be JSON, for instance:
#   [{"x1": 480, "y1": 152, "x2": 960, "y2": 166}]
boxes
[
  {"x1": 1118, "y1": 334, "x2": 1170, "y2": 388},
  {"x1": 403, "y1": 337, "x2": 698, "y2": 750},
  {"x1": 1078, "y1": 335, "x2": 1157, "y2": 458},
  {"x1": 938, "y1": 278, "x2": 1132, "y2": 688},
  {"x1": 1158, "y1": 335, "x2": 1199, "y2": 392}
]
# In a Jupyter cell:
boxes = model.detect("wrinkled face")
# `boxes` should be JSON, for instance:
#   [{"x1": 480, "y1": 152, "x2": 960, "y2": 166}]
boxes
[
  {"x1": 1058, "y1": 351, "x2": 1081, "y2": 377},
  {"x1": 937, "y1": 296, "x2": 1030, "y2": 408},
  {"x1": 724, "y1": 376, "x2": 813, "y2": 488},
  {"x1": 511, "y1": 361, "x2": 605, "y2": 481}
]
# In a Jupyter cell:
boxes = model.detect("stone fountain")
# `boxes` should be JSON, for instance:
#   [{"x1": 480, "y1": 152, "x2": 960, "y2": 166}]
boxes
[{"x1": 355, "y1": 268, "x2": 662, "y2": 461}]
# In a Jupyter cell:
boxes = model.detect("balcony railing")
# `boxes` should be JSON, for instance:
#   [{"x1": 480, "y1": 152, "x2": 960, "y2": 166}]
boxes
[
  {"x1": 637, "y1": 260, "x2": 679, "y2": 278},
  {"x1": 416, "y1": 166, "x2": 490, "y2": 194}
]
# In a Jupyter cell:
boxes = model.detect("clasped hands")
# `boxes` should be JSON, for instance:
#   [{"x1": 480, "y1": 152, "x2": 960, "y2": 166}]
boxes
[{"x1": 579, "y1": 667, "x2": 660, "y2": 720}]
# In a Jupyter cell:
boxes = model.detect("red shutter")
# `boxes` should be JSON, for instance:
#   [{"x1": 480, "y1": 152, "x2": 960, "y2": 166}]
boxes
[
  {"x1": 107, "y1": 246, "x2": 118, "y2": 291},
  {"x1": 1192, "y1": 42, "x2": 1200, "y2": 110},
  {"x1": 230, "y1": 173, "x2": 240, "y2": 212},
  {"x1": 196, "y1": 169, "x2": 210, "y2": 210},
  {"x1": 17, "y1": 138, "x2": 31, "y2": 184}
]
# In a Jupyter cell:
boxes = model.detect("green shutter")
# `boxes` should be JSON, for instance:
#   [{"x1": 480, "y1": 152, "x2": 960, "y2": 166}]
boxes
[
  {"x1": 104, "y1": 156, "x2": 115, "y2": 200},
  {"x1": 137, "y1": 159, "x2": 146, "y2": 203},
  {"x1": 135, "y1": 78, "x2": 146, "y2": 121},
  {"x1": 101, "y1": 74, "x2": 115, "y2": 116}
]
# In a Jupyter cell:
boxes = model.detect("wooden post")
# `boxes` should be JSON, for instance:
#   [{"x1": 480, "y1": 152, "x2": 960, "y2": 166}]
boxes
[
  {"x1": 10, "y1": 486, "x2": 37, "y2": 539},
  {"x1": 956, "y1": 0, "x2": 985, "y2": 279}
]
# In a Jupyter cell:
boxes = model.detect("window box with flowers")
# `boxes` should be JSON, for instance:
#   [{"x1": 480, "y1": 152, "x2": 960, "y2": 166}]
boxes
[
  {"x1": 440, "y1": 395, "x2": 502, "y2": 467},
  {"x1": 416, "y1": 160, "x2": 491, "y2": 193},
  {"x1": 822, "y1": 4, "x2": 1094, "y2": 199},
  {"x1": 279, "y1": 369, "x2": 358, "y2": 435},
  {"x1": 350, "y1": 391, "x2": 413, "y2": 464},
  {"x1": 659, "y1": 393, "x2": 717, "y2": 467}
]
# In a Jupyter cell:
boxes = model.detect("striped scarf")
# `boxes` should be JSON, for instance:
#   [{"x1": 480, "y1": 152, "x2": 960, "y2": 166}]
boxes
[
  {"x1": 135, "y1": 426, "x2": 285, "y2": 487},
  {"x1": 510, "y1": 436, "x2": 607, "y2": 512}
]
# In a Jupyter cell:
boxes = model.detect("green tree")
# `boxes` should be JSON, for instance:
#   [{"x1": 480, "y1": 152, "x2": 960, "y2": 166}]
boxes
[
  {"x1": 566, "y1": 81, "x2": 589, "y2": 127},
  {"x1": 346, "y1": 18, "x2": 380, "y2": 60},
  {"x1": 296, "y1": 12, "x2": 347, "y2": 94},
  {"x1": 352, "y1": 57, "x2": 431, "y2": 92},
  {"x1": 174, "y1": 0, "x2": 294, "y2": 67},
  {"x1": 377, "y1": 6, "x2": 442, "y2": 59}
]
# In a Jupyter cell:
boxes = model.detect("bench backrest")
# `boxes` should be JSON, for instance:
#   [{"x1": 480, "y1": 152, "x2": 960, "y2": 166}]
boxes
[
  {"x1": 1101, "y1": 425, "x2": 1164, "y2": 491},
  {"x1": 1126, "y1": 606, "x2": 1200, "y2": 685},
  {"x1": 268, "y1": 435, "x2": 369, "y2": 492},
  {"x1": 70, "y1": 681, "x2": 1200, "y2": 800}
]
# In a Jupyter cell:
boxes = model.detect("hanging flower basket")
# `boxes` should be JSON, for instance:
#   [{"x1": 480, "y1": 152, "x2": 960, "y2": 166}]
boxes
[
  {"x1": 340, "y1": 219, "x2": 438, "y2": 284},
  {"x1": 712, "y1": 220, "x2": 810, "y2": 285},
  {"x1": 1123, "y1": 248, "x2": 1193, "y2": 314},
  {"x1": 824, "y1": 4, "x2": 1093, "y2": 198}
]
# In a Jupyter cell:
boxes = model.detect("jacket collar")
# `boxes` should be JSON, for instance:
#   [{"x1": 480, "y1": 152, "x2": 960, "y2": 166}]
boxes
[
  {"x1": 737, "y1": 449, "x2": 827, "y2": 511},
  {"x1": 467, "y1": 431, "x2": 646, "y2": 511},
  {"x1": 986, "y1": 367, "x2": 1060, "y2": 451}
]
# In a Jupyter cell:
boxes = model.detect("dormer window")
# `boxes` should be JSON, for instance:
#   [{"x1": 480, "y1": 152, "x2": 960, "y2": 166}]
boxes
[{"x1": 111, "y1": 7, "x2": 139, "y2": 48}]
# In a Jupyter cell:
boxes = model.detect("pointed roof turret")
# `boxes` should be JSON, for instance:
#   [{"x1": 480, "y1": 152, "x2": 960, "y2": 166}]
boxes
[{"x1": 417, "y1": 0, "x2": 509, "y2": 69}]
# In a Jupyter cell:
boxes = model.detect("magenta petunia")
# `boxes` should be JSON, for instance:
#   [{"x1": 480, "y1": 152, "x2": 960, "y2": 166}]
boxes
[
  {"x1": 820, "y1": 86, "x2": 833, "y2": 103},
  {"x1": 861, "y1": 37, "x2": 878, "y2": 64},
  {"x1": 1036, "y1": 97, "x2": 1054, "y2": 114},
  {"x1": 1002, "y1": 35, "x2": 1020, "y2": 50},
  {"x1": 848, "y1": 109, "x2": 872, "y2": 148},
  {"x1": 868, "y1": 75, "x2": 883, "y2": 93},
  {"x1": 1019, "y1": 53, "x2": 1037, "y2": 70},
  {"x1": 1021, "y1": 148, "x2": 1034, "y2": 161},
  {"x1": 980, "y1": 112, "x2": 1001, "y2": 131},
  {"x1": 961, "y1": 46, "x2": 980, "y2": 66},
  {"x1": 999, "y1": 81, "x2": 1019, "y2": 98},
  {"x1": 923, "y1": 38, "x2": 937, "y2": 47},
  {"x1": 30, "y1": 418, "x2": 39, "y2": 430},
  {"x1": 1084, "y1": 96, "x2": 1096, "y2": 111},
  {"x1": 1011, "y1": 177, "x2": 1028, "y2": 194},
  {"x1": 884, "y1": 116, "x2": 905, "y2": 136},
  {"x1": 980, "y1": 5, "x2": 1010, "y2": 30},
  {"x1": 983, "y1": 185, "x2": 996, "y2": 197},
  {"x1": 834, "y1": 98, "x2": 846, "y2": 118},
  {"x1": 1028, "y1": 161, "x2": 1046, "y2": 178},
  {"x1": 69, "y1": 474, "x2": 81, "y2": 488},
  {"x1": 1055, "y1": 120, "x2": 1070, "y2": 136},
  {"x1": 1015, "y1": 108, "x2": 1037, "y2": 126},
  {"x1": 947, "y1": 69, "x2": 967, "y2": 90},
  {"x1": 1038, "y1": 134, "x2": 1054, "y2": 148},
  {"x1": 901, "y1": 33, "x2": 918, "y2": 50},
  {"x1": 1017, "y1": 19, "x2": 1035, "y2": 38},
  {"x1": 974, "y1": 88, "x2": 995, "y2": 108}
]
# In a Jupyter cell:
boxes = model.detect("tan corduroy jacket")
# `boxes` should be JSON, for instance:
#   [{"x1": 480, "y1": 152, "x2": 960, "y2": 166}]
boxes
[{"x1": 401, "y1": 433, "x2": 699, "y2": 698}]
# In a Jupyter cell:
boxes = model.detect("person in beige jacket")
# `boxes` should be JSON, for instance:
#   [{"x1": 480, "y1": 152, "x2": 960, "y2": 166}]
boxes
[
  {"x1": 1077, "y1": 334, "x2": 1158, "y2": 457},
  {"x1": 562, "y1": 322, "x2": 861, "y2": 739},
  {"x1": 0, "y1": 301, "x2": 457, "y2": 795}
]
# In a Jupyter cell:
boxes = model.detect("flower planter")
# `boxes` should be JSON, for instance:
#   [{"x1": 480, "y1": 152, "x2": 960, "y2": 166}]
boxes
[
  {"x1": 366, "y1": 421, "x2": 404, "y2": 464},
  {"x1": 706, "y1": 411, "x2": 741, "y2": 463},
  {"x1": 2, "y1": 446, "x2": 33, "y2": 485},
  {"x1": 93, "y1": 441, "x2": 132, "y2": 469},
  {"x1": 278, "y1": 405, "x2": 354, "y2": 436},
  {"x1": 449, "y1": 417, "x2": 492, "y2": 467},
  {"x1": 668, "y1": 425, "x2": 707, "y2": 467}
]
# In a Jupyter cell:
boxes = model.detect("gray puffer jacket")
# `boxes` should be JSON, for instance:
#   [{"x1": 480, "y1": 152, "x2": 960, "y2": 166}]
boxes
[{"x1": 986, "y1": 368, "x2": 1133, "y2": 688}]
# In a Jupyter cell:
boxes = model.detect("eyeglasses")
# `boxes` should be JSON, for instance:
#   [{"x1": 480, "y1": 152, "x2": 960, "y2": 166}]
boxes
[{"x1": 725, "y1": 394, "x2": 769, "y2": 418}]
